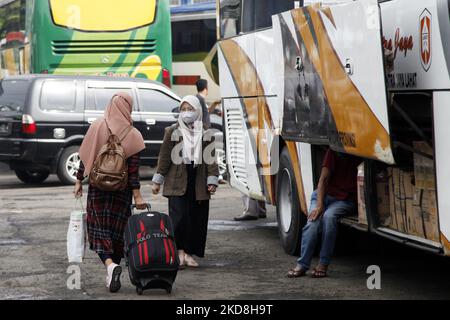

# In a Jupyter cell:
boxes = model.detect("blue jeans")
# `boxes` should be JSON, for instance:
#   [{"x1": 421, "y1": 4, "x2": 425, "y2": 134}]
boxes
[{"x1": 297, "y1": 190, "x2": 356, "y2": 270}]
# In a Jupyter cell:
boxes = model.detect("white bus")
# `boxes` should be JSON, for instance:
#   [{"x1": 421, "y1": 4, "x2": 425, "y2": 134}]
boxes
[
  {"x1": 171, "y1": 1, "x2": 220, "y2": 105},
  {"x1": 218, "y1": 0, "x2": 450, "y2": 256}
]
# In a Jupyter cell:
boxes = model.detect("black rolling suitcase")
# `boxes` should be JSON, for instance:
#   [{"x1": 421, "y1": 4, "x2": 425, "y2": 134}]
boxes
[{"x1": 124, "y1": 204, "x2": 179, "y2": 295}]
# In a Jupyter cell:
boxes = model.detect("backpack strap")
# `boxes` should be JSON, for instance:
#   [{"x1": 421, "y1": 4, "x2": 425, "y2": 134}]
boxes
[
  {"x1": 119, "y1": 125, "x2": 133, "y2": 142},
  {"x1": 104, "y1": 119, "x2": 132, "y2": 142},
  {"x1": 104, "y1": 119, "x2": 113, "y2": 136}
]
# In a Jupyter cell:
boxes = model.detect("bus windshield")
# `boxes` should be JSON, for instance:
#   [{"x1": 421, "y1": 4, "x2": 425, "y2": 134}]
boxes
[{"x1": 49, "y1": 0, "x2": 157, "y2": 32}]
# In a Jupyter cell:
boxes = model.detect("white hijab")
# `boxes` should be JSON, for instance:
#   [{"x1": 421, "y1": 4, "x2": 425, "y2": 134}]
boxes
[{"x1": 178, "y1": 95, "x2": 203, "y2": 165}]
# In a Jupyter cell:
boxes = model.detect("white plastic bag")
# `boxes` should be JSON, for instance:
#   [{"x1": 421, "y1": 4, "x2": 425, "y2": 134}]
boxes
[{"x1": 67, "y1": 199, "x2": 86, "y2": 263}]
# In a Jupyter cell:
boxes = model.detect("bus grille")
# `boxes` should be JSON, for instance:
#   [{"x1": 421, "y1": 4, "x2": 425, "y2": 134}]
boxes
[
  {"x1": 51, "y1": 39, "x2": 157, "y2": 54},
  {"x1": 225, "y1": 104, "x2": 248, "y2": 188}
]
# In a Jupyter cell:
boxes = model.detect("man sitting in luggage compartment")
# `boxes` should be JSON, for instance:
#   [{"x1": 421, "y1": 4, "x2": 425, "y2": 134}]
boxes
[{"x1": 287, "y1": 148, "x2": 362, "y2": 278}]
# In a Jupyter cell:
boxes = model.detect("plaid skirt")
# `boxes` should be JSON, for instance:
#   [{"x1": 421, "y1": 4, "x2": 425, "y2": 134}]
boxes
[{"x1": 85, "y1": 185, "x2": 132, "y2": 257}]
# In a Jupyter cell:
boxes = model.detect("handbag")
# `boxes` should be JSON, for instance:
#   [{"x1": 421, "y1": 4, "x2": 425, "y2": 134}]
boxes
[{"x1": 67, "y1": 198, "x2": 87, "y2": 263}]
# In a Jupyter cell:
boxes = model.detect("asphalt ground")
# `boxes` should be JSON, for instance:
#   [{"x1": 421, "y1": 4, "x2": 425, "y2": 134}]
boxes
[{"x1": 0, "y1": 167, "x2": 449, "y2": 300}]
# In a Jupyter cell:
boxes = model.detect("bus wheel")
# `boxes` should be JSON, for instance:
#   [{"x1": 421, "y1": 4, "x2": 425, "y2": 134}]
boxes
[
  {"x1": 15, "y1": 169, "x2": 49, "y2": 184},
  {"x1": 57, "y1": 146, "x2": 81, "y2": 185},
  {"x1": 276, "y1": 147, "x2": 306, "y2": 256}
]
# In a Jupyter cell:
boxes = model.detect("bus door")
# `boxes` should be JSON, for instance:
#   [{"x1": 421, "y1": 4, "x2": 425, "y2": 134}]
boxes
[
  {"x1": 274, "y1": 0, "x2": 394, "y2": 164},
  {"x1": 219, "y1": 32, "x2": 264, "y2": 199},
  {"x1": 218, "y1": 0, "x2": 298, "y2": 199}
]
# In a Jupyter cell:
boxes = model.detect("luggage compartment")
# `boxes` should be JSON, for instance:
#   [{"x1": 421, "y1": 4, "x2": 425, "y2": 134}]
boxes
[{"x1": 358, "y1": 93, "x2": 441, "y2": 244}]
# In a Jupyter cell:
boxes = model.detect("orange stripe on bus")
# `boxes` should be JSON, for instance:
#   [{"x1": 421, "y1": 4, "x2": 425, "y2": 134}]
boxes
[
  {"x1": 220, "y1": 40, "x2": 276, "y2": 203},
  {"x1": 440, "y1": 233, "x2": 450, "y2": 256},
  {"x1": 292, "y1": 7, "x2": 393, "y2": 162}
]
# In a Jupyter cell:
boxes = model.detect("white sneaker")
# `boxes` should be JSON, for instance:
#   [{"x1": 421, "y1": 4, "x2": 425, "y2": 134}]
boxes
[{"x1": 106, "y1": 263, "x2": 122, "y2": 293}]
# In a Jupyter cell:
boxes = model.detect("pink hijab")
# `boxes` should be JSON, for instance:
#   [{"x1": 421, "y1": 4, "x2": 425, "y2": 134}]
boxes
[{"x1": 79, "y1": 92, "x2": 145, "y2": 176}]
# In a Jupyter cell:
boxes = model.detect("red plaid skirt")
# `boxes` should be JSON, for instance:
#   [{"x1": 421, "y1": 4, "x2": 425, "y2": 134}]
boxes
[
  {"x1": 78, "y1": 153, "x2": 141, "y2": 258},
  {"x1": 85, "y1": 185, "x2": 132, "y2": 257}
]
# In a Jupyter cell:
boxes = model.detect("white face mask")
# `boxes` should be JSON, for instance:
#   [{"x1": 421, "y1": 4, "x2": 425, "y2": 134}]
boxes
[{"x1": 180, "y1": 111, "x2": 197, "y2": 124}]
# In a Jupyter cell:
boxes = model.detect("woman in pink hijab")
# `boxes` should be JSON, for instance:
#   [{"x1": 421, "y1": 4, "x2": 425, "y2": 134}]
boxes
[{"x1": 73, "y1": 92, "x2": 146, "y2": 293}]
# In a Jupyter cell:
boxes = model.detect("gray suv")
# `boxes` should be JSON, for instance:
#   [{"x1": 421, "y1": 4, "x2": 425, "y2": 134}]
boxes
[{"x1": 0, "y1": 74, "x2": 222, "y2": 184}]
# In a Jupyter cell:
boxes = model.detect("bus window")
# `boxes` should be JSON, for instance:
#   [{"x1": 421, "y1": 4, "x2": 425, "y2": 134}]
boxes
[
  {"x1": 219, "y1": 0, "x2": 242, "y2": 38},
  {"x1": 0, "y1": 0, "x2": 27, "y2": 77},
  {"x1": 221, "y1": 0, "x2": 297, "y2": 36},
  {"x1": 172, "y1": 19, "x2": 216, "y2": 62},
  {"x1": 0, "y1": 0, "x2": 26, "y2": 43},
  {"x1": 254, "y1": 0, "x2": 296, "y2": 30},
  {"x1": 242, "y1": 0, "x2": 255, "y2": 33},
  {"x1": 303, "y1": 0, "x2": 353, "y2": 5}
]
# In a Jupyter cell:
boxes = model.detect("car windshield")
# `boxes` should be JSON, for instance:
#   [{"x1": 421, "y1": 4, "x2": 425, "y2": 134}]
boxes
[{"x1": 0, "y1": 80, "x2": 30, "y2": 113}]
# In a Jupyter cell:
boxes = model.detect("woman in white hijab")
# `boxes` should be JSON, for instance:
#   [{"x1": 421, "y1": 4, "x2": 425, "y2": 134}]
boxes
[{"x1": 152, "y1": 95, "x2": 219, "y2": 268}]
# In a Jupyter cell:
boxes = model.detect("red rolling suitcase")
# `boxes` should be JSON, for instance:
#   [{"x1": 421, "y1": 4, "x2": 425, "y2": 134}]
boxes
[{"x1": 124, "y1": 204, "x2": 179, "y2": 295}]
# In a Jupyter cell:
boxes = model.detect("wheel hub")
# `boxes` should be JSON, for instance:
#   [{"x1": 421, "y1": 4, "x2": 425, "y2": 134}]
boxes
[
  {"x1": 279, "y1": 168, "x2": 293, "y2": 233},
  {"x1": 66, "y1": 152, "x2": 80, "y2": 180}
]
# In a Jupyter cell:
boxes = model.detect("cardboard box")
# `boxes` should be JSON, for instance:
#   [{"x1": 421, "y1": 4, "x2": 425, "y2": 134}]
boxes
[
  {"x1": 412, "y1": 189, "x2": 440, "y2": 242},
  {"x1": 357, "y1": 165, "x2": 392, "y2": 227},
  {"x1": 388, "y1": 168, "x2": 414, "y2": 234},
  {"x1": 357, "y1": 164, "x2": 367, "y2": 225},
  {"x1": 413, "y1": 141, "x2": 435, "y2": 190},
  {"x1": 376, "y1": 170, "x2": 391, "y2": 227}
]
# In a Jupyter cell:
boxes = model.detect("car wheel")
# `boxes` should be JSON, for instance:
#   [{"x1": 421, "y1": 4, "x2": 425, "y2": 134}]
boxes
[
  {"x1": 14, "y1": 169, "x2": 50, "y2": 184},
  {"x1": 57, "y1": 146, "x2": 81, "y2": 185},
  {"x1": 276, "y1": 147, "x2": 307, "y2": 256}
]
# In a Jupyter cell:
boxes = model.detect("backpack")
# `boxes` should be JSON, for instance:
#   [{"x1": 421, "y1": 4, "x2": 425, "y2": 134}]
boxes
[{"x1": 89, "y1": 120, "x2": 133, "y2": 192}]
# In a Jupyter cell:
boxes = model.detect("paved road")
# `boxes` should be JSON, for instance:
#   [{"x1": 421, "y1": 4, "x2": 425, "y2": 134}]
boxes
[
  {"x1": 0, "y1": 172, "x2": 449, "y2": 300},
  {"x1": 0, "y1": 163, "x2": 8, "y2": 175}
]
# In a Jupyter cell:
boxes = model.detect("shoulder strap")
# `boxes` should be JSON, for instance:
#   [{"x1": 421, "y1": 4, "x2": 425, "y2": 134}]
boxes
[
  {"x1": 119, "y1": 125, "x2": 133, "y2": 142},
  {"x1": 104, "y1": 119, "x2": 113, "y2": 136},
  {"x1": 104, "y1": 119, "x2": 132, "y2": 142}
]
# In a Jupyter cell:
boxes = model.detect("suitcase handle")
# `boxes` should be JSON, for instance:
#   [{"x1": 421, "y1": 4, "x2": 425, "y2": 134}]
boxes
[{"x1": 130, "y1": 203, "x2": 152, "y2": 214}]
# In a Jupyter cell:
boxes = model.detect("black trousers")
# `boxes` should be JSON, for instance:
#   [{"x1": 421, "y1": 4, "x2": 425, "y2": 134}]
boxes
[{"x1": 168, "y1": 163, "x2": 210, "y2": 257}]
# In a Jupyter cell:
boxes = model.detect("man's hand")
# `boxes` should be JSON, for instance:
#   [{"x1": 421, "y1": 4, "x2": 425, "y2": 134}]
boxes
[
  {"x1": 308, "y1": 205, "x2": 325, "y2": 222},
  {"x1": 152, "y1": 183, "x2": 161, "y2": 195},
  {"x1": 208, "y1": 184, "x2": 217, "y2": 194},
  {"x1": 73, "y1": 181, "x2": 82, "y2": 198}
]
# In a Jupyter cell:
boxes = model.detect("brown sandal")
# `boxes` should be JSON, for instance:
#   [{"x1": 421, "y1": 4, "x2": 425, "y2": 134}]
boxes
[
  {"x1": 311, "y1": 267, "x2": 327, "y2": 278},
  {"x1": 287, "y1": 267, "x2": 307, "y2": 278}
]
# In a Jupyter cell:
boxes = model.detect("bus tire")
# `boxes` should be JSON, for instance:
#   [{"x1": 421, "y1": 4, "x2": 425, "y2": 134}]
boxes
[
  {"x1": 276, "y1": 147, "x2": 307, "y2": 256},
  {"x1": 57, "y1": 146, "x2": 81, "y2": 185}
]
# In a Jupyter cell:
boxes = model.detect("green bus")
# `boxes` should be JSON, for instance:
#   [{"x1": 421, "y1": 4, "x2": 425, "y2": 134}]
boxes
[{"x1": 0, "y1": 0, "x2": 172, "y2": 86}]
